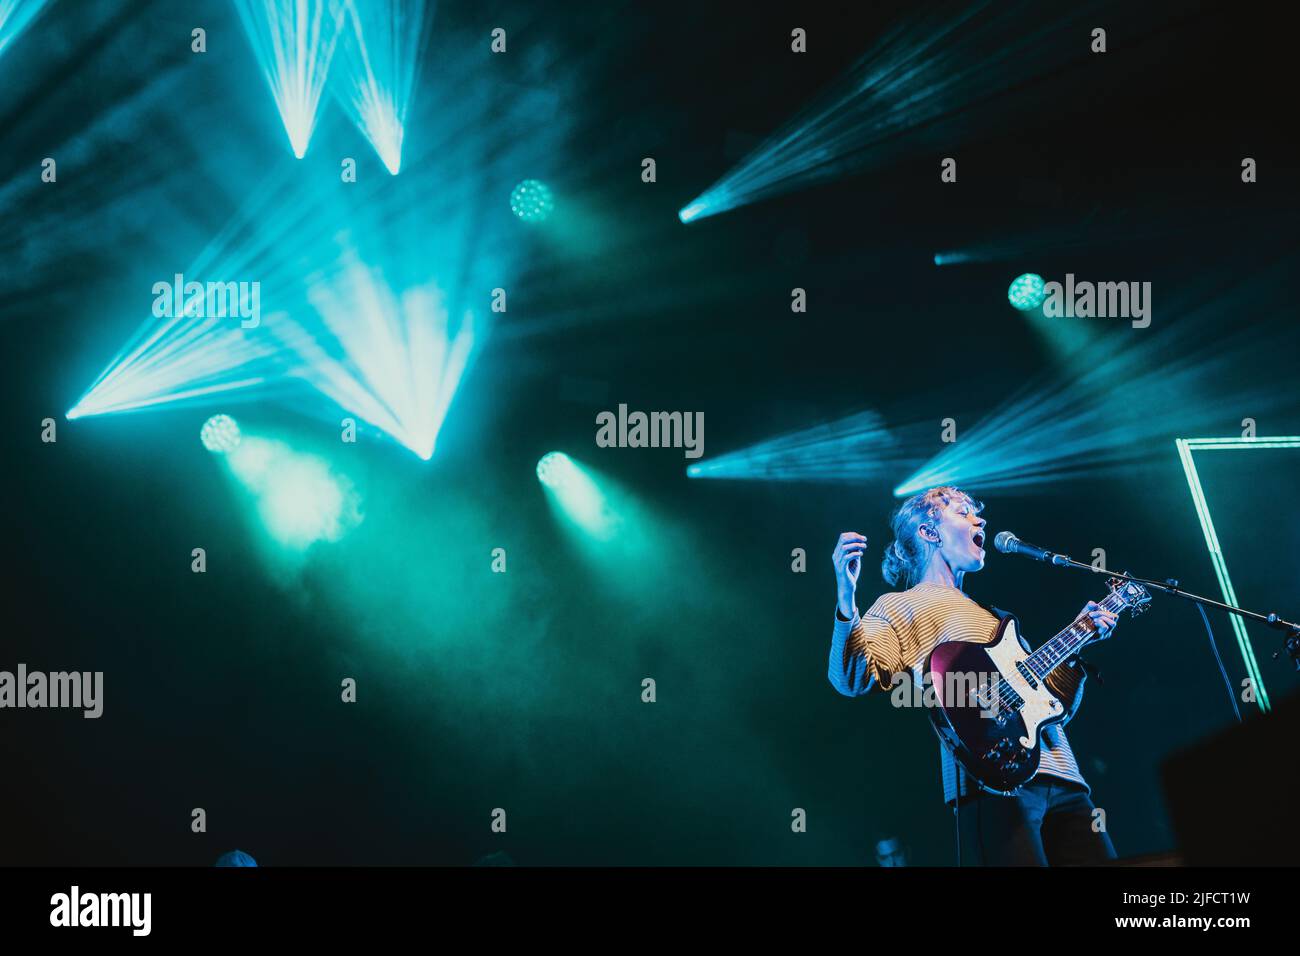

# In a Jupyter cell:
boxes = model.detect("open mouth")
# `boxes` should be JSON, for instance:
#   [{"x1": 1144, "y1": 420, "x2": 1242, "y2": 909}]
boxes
[{"x1": 972, "y1": 530, "x2": 986, "y2": 550}]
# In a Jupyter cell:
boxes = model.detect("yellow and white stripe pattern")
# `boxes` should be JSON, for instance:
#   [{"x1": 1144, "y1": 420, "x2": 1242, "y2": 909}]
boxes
[{"x1": 829, "y1": 581, "x2": 1088, "y2": 802}]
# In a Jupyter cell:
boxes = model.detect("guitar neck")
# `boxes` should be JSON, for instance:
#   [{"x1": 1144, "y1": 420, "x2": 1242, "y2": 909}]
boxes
[{"x1": 1027, "y1": 589, "x2": 1127, "y2": 678}]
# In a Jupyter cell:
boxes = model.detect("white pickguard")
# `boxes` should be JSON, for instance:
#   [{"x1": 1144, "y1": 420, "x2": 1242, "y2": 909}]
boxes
[{"x1": 984, "y1": 620, "x2": 1064, "y2": 748}]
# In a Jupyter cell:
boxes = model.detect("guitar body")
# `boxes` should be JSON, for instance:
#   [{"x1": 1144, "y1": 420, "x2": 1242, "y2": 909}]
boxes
[
  {"x1": 924, "y1": 577, "x2": 1150, "y2": 796},
  {"x1": 925, "y1": 616, "x2": 1067, "y2": 796}
]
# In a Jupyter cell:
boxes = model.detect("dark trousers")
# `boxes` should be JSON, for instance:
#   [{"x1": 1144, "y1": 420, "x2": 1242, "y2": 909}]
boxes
[{"x1": 956, "y1": 776, "x2": 1117, "y2": 866}]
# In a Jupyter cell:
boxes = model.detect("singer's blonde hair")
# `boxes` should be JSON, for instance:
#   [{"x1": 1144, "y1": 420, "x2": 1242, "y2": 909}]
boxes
[{"x1": 881, "y1": 486, "x2": 983, "y2": 589}]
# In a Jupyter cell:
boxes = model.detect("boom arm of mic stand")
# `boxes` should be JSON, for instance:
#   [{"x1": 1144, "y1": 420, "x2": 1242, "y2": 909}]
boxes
[{"x1": 1036, "y1": 555, "x2": 1300, "y2": 670}]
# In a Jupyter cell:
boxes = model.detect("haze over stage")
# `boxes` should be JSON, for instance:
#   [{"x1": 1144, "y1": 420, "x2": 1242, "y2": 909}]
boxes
[{"x1": 1, "y1": 0, "x2": 1296, "y2": 870}]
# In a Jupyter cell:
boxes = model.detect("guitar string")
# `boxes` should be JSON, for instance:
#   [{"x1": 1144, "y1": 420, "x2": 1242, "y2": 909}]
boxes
[
  {"x1": 979, "y1": 591, "x2": 1122, "y2": 712},
  {"x1": 975, "y1": 589, "x2": 1132, "y2": 715},
  {"x1": 978, "y1": 588, "x2": 1134, "y2": 715}
]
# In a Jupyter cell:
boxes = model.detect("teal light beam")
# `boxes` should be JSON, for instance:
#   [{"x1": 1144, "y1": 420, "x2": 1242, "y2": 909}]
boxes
[
  {"x1": 0, "y1": 0, "x2": 52, "y2": 61},
  {"x1": 234, "y1": 0, "x2": 344, "y2": 158},
  {"x1": 686, "y1": 410, "x2": 912, "y2": 482}
]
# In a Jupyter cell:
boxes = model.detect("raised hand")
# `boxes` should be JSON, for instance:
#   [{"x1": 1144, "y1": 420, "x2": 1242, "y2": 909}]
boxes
[{"x1": 833, "y1": 532, "x2": 867, "y2": 618}]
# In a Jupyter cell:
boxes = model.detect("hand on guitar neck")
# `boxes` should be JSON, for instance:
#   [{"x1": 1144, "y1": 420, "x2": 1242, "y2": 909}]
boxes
[{"x1": 1076, "y1": 600, "x2": 1119, "y2": 644}]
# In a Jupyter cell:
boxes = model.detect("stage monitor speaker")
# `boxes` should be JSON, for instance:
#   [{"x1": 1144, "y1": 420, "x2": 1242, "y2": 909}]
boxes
[{"x1": 1160, "y1": 688, "x2": 1300, "y2": 865}]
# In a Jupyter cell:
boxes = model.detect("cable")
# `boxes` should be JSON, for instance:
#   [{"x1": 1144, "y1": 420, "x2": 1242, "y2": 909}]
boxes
[
  {"x1": 1196, "y1": 602, "x2": 1243, "y2": 723},
  {"x1": 954, "y1": 764, "x2": 962, "y2": 867}
]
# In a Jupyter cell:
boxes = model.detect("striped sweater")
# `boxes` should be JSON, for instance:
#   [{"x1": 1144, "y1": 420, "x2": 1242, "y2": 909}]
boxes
[{"x1": 829, "y1": 582, "x2": 1089, "y2": 803}]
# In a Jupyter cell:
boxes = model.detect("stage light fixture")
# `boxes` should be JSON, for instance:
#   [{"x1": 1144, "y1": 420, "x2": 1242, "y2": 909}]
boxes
[
  {"x1": 536, "y1": 451, "x2": 572, "y2": 488},
  {"x1": 1007, "y1": 273, "x2": 1046, "y2": 311},
  {"x1": 537, "y1": 452, "x2": 615, "y2": 540},
  {"x1": 677, "y1": 202, "x2": 706, "y2": 224},
  {"x1": 933, "y1": 252, "x2": 972, "y2": 266},
  {"x1": 201, "y1": 414, "x2": 243, "y2": 453},
  {"x1": 69, "y1": 22, "x2": 555, "y2": 456},
  {"x1": 511, "y1": 179, "x2": 554, "y2": 223}
]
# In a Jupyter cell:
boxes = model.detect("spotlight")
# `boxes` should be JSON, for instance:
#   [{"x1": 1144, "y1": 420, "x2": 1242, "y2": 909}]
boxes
[
  {"x1": 536, "y1": 452, "x2": 615, "y2": 540},
  {"x1": 536, "y1": 451, "x2": 573, "y2": 488},
  {"x1": 678, "y1": 202, "x2": 706, "y2": 224},
  {"x1": 933, "y1": 252, "x2": 972, "y2": 267},
  {"x1": 511, "y1": 179, "x2": 554, "y2": 223},
  {"x1": 1007, "y1": 272, "x2": 1046, "y2": 311},
  {"x1": 201, "y1": 414, "x2": 242, "y2": 453}
]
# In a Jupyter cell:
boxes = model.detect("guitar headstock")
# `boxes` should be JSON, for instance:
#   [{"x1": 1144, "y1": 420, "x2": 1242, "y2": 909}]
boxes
[{"x1": 1107, "y1": 574, "x2": 1152, "y2": 617}]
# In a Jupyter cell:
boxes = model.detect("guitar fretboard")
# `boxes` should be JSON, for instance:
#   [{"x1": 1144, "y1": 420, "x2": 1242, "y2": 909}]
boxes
[{"x1": 1025, "y1": 588, "x2": 1128, "y2": 680}]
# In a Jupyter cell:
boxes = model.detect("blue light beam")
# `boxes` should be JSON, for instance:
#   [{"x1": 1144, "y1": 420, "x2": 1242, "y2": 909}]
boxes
[
  {"x1": 678, "y1": 3, "x2": 1160, "y2": 223},
  {"x1": 69, "y1": 27, "x2": 555, "y2": 453},
  {"x1": 67, "y1": 286, "x2": 279, "y2": 420},
  {"x1": 537, "y1": 452, "x2": 619, "y2": 541},
  {"x1": 894, "y1": 333, "x2": 1295, "y2": 497},
  {"x1": 331, "y1": 0, "x2": 428, "y2": 175},
  {"x1": 686, "y1": 410, "x2": 913, "y2": 482},
  {"x1": 278, "y1": 250, "x2": 476, "y2": 460},
  {"x1": 234, "y1": 0, "x2": 344, "y2": 158},
  {"x1": 0, "y1": 0, "x2": 52, "y2": 61},
  {"x1": 220, "y1": 432, "x2": 361, "y2": 551}
]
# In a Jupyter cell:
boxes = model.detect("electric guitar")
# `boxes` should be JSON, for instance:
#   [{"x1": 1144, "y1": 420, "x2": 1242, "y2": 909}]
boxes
[{"x1": 926, "y1": 577, "x2": 1151, "y2": 795}]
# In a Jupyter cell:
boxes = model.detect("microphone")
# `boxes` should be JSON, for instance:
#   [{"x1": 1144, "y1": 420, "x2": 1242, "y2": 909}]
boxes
[{"x1": 993, "y1": 531, "x2": 1069, "y2": 566}]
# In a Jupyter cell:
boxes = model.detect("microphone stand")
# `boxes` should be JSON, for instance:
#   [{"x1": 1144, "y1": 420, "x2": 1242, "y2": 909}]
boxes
[{"x1": 1028, "y1": 551, "x2": 1300, "y2": 671}]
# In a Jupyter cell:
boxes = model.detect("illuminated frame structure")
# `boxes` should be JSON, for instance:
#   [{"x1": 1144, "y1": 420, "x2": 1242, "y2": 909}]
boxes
[{"x1": 1174, "y1": 436, "x2": 1300, "y2": 713}]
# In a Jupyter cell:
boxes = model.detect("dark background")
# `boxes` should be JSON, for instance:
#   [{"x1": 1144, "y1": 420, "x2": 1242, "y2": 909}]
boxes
[{"x1": 1, "y1": 0, "x2": 1297, "y2": 865}]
